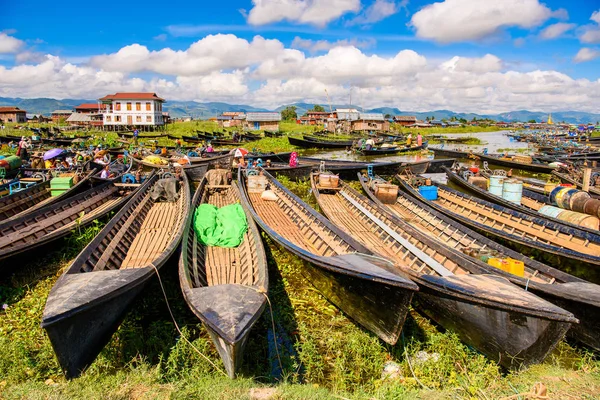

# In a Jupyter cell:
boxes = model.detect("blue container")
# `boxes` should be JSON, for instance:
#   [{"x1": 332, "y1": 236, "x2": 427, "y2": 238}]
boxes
[
  {"x1": 538, "y1": 205, "x2": 564, "y2": 219},
  {"x1": 419, "y1": 185, "x2": 438, "y2": 201},
  {"x1": 502, "y1": 179, "x2": 523, "y2": 205}
]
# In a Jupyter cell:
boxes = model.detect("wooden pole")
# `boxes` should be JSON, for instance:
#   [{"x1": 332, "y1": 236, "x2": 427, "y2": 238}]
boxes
[{"x1": 582, "y1": 166, "x2": 592, "y2": 192}]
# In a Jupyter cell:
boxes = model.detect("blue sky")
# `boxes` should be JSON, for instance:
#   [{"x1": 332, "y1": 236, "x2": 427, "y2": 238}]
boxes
[{"x1": 1, "y1": 0, "x2": 600, "y2": 112}]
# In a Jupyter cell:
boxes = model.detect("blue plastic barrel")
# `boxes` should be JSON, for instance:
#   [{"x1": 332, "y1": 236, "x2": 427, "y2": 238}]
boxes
[
  {"x1": 502, "y1": 179, "x2": 523, "y2": 205},
  {"x1": 488, "y1": 175, "x2": 504, "y2": 197}
]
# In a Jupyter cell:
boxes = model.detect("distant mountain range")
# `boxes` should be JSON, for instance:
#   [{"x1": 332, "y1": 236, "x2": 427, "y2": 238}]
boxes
[{"x1": 2, "y1": 97, "x2": 599, "y2": 124}]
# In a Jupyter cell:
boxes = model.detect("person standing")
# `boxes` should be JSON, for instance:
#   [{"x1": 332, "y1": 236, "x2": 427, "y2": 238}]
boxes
[
  {"x1": 133, "y1": 129, "x2": 139, "y2": 145},
  {"x1": 417, "y1": 133, "x2": 423, "y2": 147},
  {"x1": 406, "y1": 133, "x2": 412, "y2": 146}
]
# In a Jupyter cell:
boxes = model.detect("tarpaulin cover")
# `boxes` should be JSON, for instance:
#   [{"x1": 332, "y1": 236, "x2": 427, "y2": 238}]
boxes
[{"x1": 194, "y1": 203, "x2": 247, "y2": 247}]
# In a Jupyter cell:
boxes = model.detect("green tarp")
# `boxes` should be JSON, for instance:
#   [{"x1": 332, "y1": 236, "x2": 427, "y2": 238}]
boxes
[{"x1": 193, "y1": 203, "x2": 248, "y2": 247}]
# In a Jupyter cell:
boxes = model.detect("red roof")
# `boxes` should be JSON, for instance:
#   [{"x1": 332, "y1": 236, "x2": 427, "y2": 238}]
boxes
[
  {"x1": 98, "y1": 92, "x2": 165, "y2": 101},
  {"x1": 0, "y1": 106, "x2": 26, "y2": 113},
  {"x1": 75, "y1": 103, "x2": 105, "y2": 110}
]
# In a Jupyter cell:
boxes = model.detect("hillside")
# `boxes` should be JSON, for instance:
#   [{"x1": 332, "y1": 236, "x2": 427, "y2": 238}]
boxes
[{"x1": 2, "y1": 97, "x2": 600, "y2": 124}]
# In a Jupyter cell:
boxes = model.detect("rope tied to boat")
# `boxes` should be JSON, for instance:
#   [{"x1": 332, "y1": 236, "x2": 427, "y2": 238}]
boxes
[
  {"x1": 250, "y1": 285, "x2": 284, "y2": 376},
  {"x1": 150, "y1": 263, "x2": 228, "y2": 377}
]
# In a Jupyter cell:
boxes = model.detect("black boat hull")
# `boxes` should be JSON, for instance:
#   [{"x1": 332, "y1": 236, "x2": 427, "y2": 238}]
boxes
[
  {"x1": 414, "y1": 286, "x2": 572, "y2": 369},
  {"x1": 43, "y1": 273, "x2": 150, "y2": 378}
]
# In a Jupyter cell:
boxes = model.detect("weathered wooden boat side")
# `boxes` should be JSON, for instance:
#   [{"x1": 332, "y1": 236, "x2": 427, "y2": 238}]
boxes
[
  {"x1": 42, "y1": 171, "x2": 190, "y2": 378},
  {"x1": 396, "y1": 176, "x2": 600, "y2": 270},
  {"x1": 424, "y1": 158, "x2": 456, "y2": 173},
  {"x1": 179, "y1": 172, "x2": 268, "y2": 378},
  {"x1": 444, "y1": 167, "x2": 600, "y2": 235},
  {"x1": 430, "y1": 147, "x2": 470, "y2": 159},
  {"x1": 0, "y1": 179, "x2": 141, "y2": 264},
  {"x1": 287, "y1": 136, "x2": 351, "y2": 149},
  {"x1": 238, "y1": 168, "x2": 418, "y2": 345},
  {"x1": 472, "y1": 153, "x2": 556, "y2": 173},
  {"x1": 360, "y1": 174, "x2": 600, "y2": 351},
  {"x1": 359, "y1": 141, "x2": 428, "y2": 156},
  {"x1": 311, "y1": 173, "x2": 575, "y2": 369}
]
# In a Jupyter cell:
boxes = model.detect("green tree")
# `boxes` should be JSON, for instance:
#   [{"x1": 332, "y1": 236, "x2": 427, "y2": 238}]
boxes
[
  {"x1": 528, "y1": 119, "x2": 537, "y2": 123},
  {"x1": 310, "y1": 104, "x2": 325, "y2": 112},
  {"x1": 459, "y1": 118, "x2": 467, "y2": 124},
  {"x1": 281, "y1": 106, "x2": 298, "y2": 121},
  {"x1": 384, "y1": 114, "x2": 392, "y2": 120}
]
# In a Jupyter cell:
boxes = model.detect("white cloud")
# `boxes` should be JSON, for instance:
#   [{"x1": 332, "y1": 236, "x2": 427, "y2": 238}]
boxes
[
  {"x1": 539, "y1": 23, "x2": 576, "y2": 40},
  {"x1": 574, "y1": 48, "x2": 600, "y2": 63},
  {"x1": 153, "y1": 34, "x2": 167, "y2": 41},
  {"x1": 291, "y1": 36, "x2": 375, "y2": 52},
  {"x1": 348, "y1": 0, "x2": 406, "y2": 26},
  {"x1": 246, "y1": 0, "x2": 360, "y2": 27},
  {"x1": 2, "y1": 33, "x2": 600, "y2": 114},
  {"x1": 579, "y1": 10, "x2": 600, "y2": 44},
  {"x1": 90, "y1": 34, "x2": 284, "y2": 76},
  {"x1": 0, "y1": 33, "x2": 25, "y2": 53},
  {"x1": 410, "y1": 0, "x2": 554, "y2": 43}
]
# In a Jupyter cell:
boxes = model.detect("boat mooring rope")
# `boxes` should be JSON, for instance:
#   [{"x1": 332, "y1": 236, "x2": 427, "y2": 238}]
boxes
[
  {"x1": 150, "y1": 264, "x2": 228, "y2": 377},
  {"x1": 151, "y1": 264, "x2": 284, "y2": 378}
]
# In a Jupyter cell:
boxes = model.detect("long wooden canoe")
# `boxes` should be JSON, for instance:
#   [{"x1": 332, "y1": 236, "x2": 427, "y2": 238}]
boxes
[
  {"x1": 396, "y1": 176, "x2": 600, "y2": 273},
  {"x1": 445, "y1": 166, "x2": 600, "y2": 235},
  {"x1": 238, "y1": 168, "x2": 418, "y2": 345},
  {"x1": 359, "y1": 142, "x2": 428, "y2": 156},
  {"x1": 0, "y1": 168, "x2": 97, "y2": 223},
  {"x1": 179, "y1": 170, "x2": 267, "y2": 378},
  {"x1": 288, "y1": 136, "x2": 351, "y2": 149},
  {"x1": 0, "y1": 179, "x2": 140, "y2": 264},
  {"x1": 42, "y1": 171, "x2": 190, "y2": 378},
  {"x1": 472, "y1": 153, "x2": 556, "y2": 173},
  {"x1": 360, "y1": 174, "x2": 600, "y2": 351},
  {"x1": 430, "y1": 147, "x2": 470, "y2": 159},
  {"x1": 311, "y1": 173, "x2": 575, "y2": 369}
]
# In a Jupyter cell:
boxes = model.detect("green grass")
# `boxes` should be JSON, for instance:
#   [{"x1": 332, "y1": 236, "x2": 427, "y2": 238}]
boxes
[{"x1": 1, "y1": 178, "x2": 599, "y2": 399}]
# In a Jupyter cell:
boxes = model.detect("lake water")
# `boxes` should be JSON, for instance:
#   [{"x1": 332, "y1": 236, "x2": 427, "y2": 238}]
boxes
[{"x1": 305, "y1": 130, "x2": 533, "y2": 163}]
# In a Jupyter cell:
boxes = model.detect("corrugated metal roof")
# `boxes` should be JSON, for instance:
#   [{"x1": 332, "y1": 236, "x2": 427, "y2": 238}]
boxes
[
  {"x1": 66, "y1": 113, "x2": 91, "y2": 122},
  {"x1": 246, "y1": 112, "x2": 281, "y2": 122},
  {"x1": 52, "y1": 110, "x2": 73, "y2": 114},
  {"x1": 336, "y1": 111, "x2": 360, "y2": 121},
  {"x1": 359, "y1": 113, "x2": 384, "y2": 121},
  {"x1": 394, "y1": 116, "x2": 417, "y2": 122}
]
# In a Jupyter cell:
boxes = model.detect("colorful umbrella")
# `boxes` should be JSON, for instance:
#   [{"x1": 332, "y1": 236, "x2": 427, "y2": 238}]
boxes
[
  {"x1": 43, "y1": 148, "x2": 65, "y2": 160},
  {"x1": 231, "y1": 148, "x2": 249, "y2": 158}
]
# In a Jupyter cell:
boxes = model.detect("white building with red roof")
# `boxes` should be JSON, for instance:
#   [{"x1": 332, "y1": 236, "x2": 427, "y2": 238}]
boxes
[{"x1": 98, "y1": 92, "x2": 166, "y2": 130}]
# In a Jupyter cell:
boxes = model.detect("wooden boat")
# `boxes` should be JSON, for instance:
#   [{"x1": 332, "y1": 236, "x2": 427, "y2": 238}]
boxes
[
  {"x1": 360, "y1": 174, "x2": 600, "y2": 351},
  {"x1": 396, "y1": 176, "x2": 600, "y2": 275},
  {"x1": 288, "y1": 136, "x2": 352, "y2": 149},
  {"x1": 0, "y1": 179, "x2": 141, "y2": 263},
  {"x1": 0, "y1": 168, "x2": 97, "y2": 223},
  {"x1": 472, "y1": 153, "x2": 556, "y2": 173},
  {"x1": 310, "y1": 173, "x2": 575, "y2": 369},
  {"x1": 43, "y1": 138, "x2": 75, "y2": 146},
  {"x1": 552, "y1": 170, "x2": 600, "y2": 198},
  {"x1": 423, "y1": 158, "x2": 456, "y2": 173},
  {"x1": 303, "y1": 135, "x2": 354, "y2": 146},
  {"x1": 42, "y1": 171, "x2": 190, "y2": 378},
  {"x1": 238, "y1": 168, "x2": 418, "y2": 344},
  {"x1": 263, "y1": 131, "x2": 282, "y2": 138},
  {"x1": 359, "y1": 142, "x2": 428, "y2": 156},
  {"x1": 445, "y1": 166, "x2": 600, "y2": 235},
  {"x1": 179, "y1": 170, "x2": 267, "y2": 378},
  {"x1": 430, "y1": 147, "x2": 470, "y2": 158},
  {"x1": 118, "y1": 131, "x2": 164, "y2": 138},
  {"x1": 90, "y1": 158, "x2": 133, "y2": 182}
]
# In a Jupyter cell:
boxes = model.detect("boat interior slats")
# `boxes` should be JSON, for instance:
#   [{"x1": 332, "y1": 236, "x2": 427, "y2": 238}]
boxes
[
  {"x1": 435, "y1": 187, "x2": 600, "y2": 254},
  {"x1": 317, "y1": 186, "x2": 468, "y2": 277},
  {"x1": 0, "y1": 186, "x2": 118, "y2": 250},
  {"x1": 122, "y1": 200, "x2": 180, "y2": 268}
]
